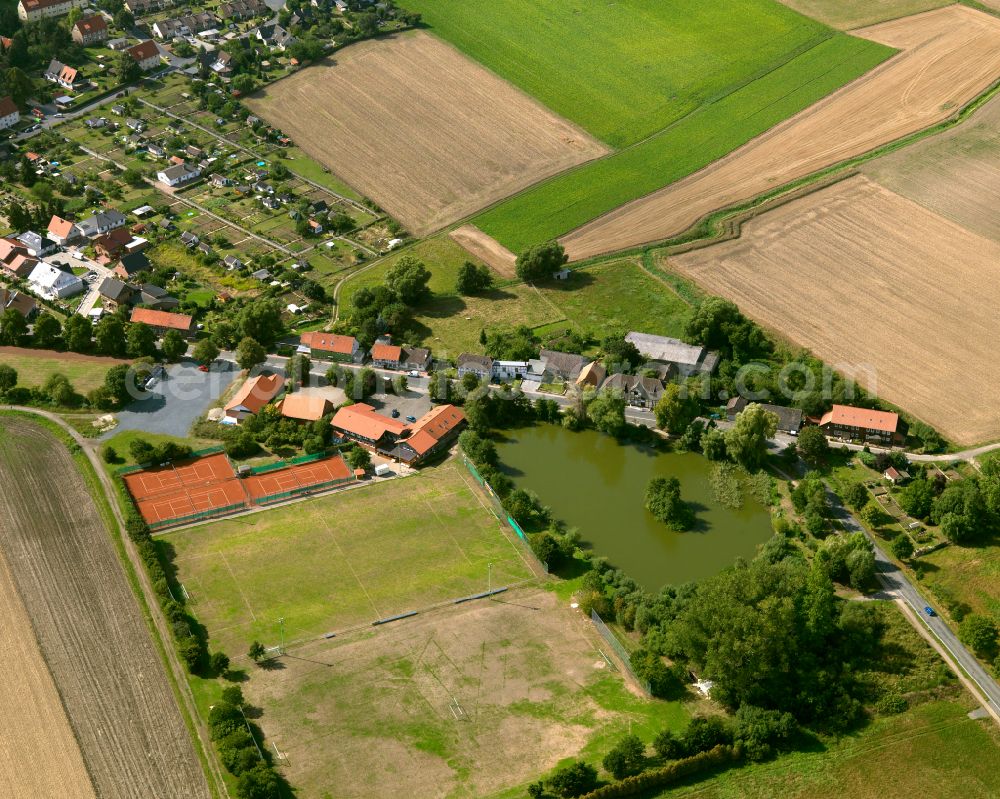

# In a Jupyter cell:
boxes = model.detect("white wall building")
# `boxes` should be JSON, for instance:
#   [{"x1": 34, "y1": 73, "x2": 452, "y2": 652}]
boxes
[{"x1": 28, "y1": 262, "x2": 84, "y2": 300}]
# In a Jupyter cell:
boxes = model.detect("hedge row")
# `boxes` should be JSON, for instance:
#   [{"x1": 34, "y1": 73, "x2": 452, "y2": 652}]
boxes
[{"x1": 578, "y1": 745, "x2": 740, "y2": 799}]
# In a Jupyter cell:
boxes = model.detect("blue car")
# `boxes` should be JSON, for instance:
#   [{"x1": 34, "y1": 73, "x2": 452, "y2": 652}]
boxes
[{"x1": 924, "y1": 606, "x2": 936, "y2": 617}]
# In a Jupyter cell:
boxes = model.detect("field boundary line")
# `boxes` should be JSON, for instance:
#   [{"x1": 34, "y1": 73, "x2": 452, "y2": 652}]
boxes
[
  {"x1": 310, "y1": 504, "x2": 384, "y2": 621},
  {"x1": 220, "y1": 552, "x2": 258, "y2": 623}
]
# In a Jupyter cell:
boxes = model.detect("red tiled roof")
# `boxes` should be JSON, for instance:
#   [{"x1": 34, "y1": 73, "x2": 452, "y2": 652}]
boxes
[
  {"x1": 74, "y1": 16, "x2": 108, "y2": 35},
  {"x1": 370, "y1": 343, "x2": 402, "y2": 362},
  {"x1": 0, "y1": 96, "x2": 17, "y2": 118},
  {"x1": 22, "y1": 0, "x2": 71, "y2": 11},
  {"x1": 402, "y1": 404, "x2": 465, "y2": 456},
  {"x1": 47, "y1": 215, "x2": 75, "y2": 239},
  {"x1": 277, "y1": 393, "x2": 331, "y2": 421},
  {"x1": 127, "y1": 40, "x2": 159, "y2": 63},
  {"x1": 300, "y1": 331, "x2": 356, "y2": 355},
  {"x1": 130, "y1": 307, "x2": 194, "y2": 331},
  {"x1": 819, "y1": 404, "x2": 899, "y2": 434},
  {"x1": 331, "y1": 403, "x2": 406, "y2": 441},
  {"x1": 226, "y1": 373, "x2": 285, "y2": 415},
  {"x1": 0, "y1": 238, "x2": 25, "y2": 264}
]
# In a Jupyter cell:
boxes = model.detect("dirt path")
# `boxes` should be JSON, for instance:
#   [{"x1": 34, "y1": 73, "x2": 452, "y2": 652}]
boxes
[
  {"x1": 449, "y1": 225, "x2": 517, "y2": 278},
  {"x1": 0, "y1": 419, "x2": 212, "y2": 799},
  {"x1": 562, "y1": 5, "x2": 1000, "y2": 259}
]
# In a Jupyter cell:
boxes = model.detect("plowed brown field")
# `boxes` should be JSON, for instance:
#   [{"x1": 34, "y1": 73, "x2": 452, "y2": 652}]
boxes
[
  {"x1": 449, "y1": 224, "x2": 517, "y2": 277},
  {"x1": 563, "y1": 5, "x2": 1000, "y2": 260},
  {"x1": 247, "y1": 32, "x2": 608, "y2": 236},
  {"x1": 0, "y1": 546, "x2": 95, "y2": 799},
  {"x1": 0, "y1": 420, "x2": 210, "y2": 799},
  {"x1": 670, "y1": 175, "x2": 1000, "y2": 445}
]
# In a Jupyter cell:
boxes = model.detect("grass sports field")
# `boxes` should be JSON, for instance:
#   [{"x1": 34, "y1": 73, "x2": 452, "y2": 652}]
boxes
[
  {"x1": 0, "y1": 346, "x2": 124, "y2": 393},
  {"x1": 163, "y1": 459, "x2": 535, "y2": 654},
  {"x1": 472, "y1": 34, "x2": 890, "y2": 252},
  {"x1": 403, "y1": 0, "x2": 835, "y2": 148}
]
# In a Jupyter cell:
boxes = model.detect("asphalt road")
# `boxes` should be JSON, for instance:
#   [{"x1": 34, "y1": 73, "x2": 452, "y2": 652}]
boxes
[{"x1": 827, "y1": 490, "x2": 1000, "y2": 721}]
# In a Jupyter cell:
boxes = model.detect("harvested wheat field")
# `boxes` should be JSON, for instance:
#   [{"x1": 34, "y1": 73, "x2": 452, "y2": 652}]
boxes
[
  {"x1": 449, "y1": 225, "x2": 517, "y2": 277},
  {"x1": 0, "y1": 420, "x2": 210, "y2": 799},
  {"x1": 778, "y1": 0, "x2": 949, "y2": 29},
  {"x1": 0, "y1": 546, "x2": 95, "y2": 799},
  {"x1": 247, "y1": 32, "x2": 607, "y2": 236},
  {"x1": 671, "y1": 176, "x2": 1000, "y2": 446},
  {"x1": 863, "y1": 92, "x2": 1000, "y2": 243},
  {"x1": 563, "y1": 5, "x2": 1000, "y2": 260}
]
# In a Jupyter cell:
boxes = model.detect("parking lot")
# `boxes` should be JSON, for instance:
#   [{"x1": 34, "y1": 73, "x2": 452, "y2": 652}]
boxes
[
  {"x1": 365, "y1": 388, "x2": 432, "y2": 423},
  {"x1": 101, "y1": 359, "x2": 238, "y2": 439}
]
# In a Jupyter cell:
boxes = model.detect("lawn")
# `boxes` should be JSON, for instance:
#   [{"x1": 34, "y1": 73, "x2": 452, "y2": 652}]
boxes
[
  {"x1": 472, "y1": 34, "x2": 892, "y2": 252},
  {"x1": 162, "y1": 459, "x2": 535, "y2": 654},
  {"x1": 102, "y1": 429, "x2": 219, "y2": 466},
  {"x1": 404, "y1": 0, "x2": 836, "y2": 148},
  {"x1": 920, "y1": 536, "x2": 1000, "y2": 620},
  {"x1": 0, "y1": 347, "x2": 121, "y2": 393}
]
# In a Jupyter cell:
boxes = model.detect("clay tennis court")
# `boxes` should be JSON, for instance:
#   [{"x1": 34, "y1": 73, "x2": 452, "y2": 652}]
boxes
[
  {"x1": 123, "y1": 454, "x2": 247, "y2": 527},
  {"x1": 244, "y1": 455, "x2": 352, "y2": 503}
]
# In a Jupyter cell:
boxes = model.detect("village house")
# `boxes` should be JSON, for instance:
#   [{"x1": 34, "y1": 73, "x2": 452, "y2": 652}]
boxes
[
  {"x1": 46, "y1": 215, "x2": 80, "y2": 245},
  {"x1": 330, "y1": 403, "x2": 407, "y2": 451},
  {"x1": 276, "y1": 393, "x2": 331, "y2": 423},
  {"x1": 135, "y1": 283, "x2": 179, "y2": 310},
  {"x1": 254, "y1": 23, "x2": 294, "y2": 50},
  {"x1": 147, "y1": 143, "x2": 167, "y2": 158},
  {"x1": 492, "y1": 360, "x2": 530, "y2": 381},
  {"x1": 18, "y1": 231, "x2": 57, "y2": 257},
  {"x1": 44, "y1": 59, "x2": 82, "y2": 91},
  {"x1": 0, "y1": 287, "x2": 37, "y2": 319},
  {"x1": 28, "y1": 262, "x2": 83, "y2": 299},
  {"x1": 130, "y1": 307, "x2": 195, "y2": 337},
  {"x1": 224, "y1": 373, "x2": 285, "y2": 421},
  {"x1": 400, "y1": 346, "x2": 431, "y2": 373},
  {"x1": 157, "y1": 162, "x2": 201, "y2": 187},
  {"x1": 152, "y1": 13, "x2": 217, "y2": 39},
  {"x1": 18, "y1": 0, "x2": 82, "y2": 22},
  {"x1": 0, "y1": 238, "x2": 27, "y2": 267},
  {"x1": 126, "y1": 40, "x2": 161, "y2": 71},
  {"x1": 818, "y1": 404, "x2": 901, "y2": 446},
  {"x1": 211, "y1": 173, "x2": 232, "y2": 188},
  {"x1": 113, "y1": 251, "x2": 152, "y2": 279},
  {"x1": 5, "y1": 254, "x2": 38, "y2": 278},
  {"x1": 124, "y1": 0, "x2": 176, "y2": 14},
  {"x1": 299, "y1": 331, "x2": 362, "y2": 363},
  {"x1": 369, "y1": 342, "x2": 402, "y2": 369},
  {"x1": 535, "y1": 349, "x2": 589, "y2": 383},
  {"x1": 601, "y1": 373, "x2": 664, "y2": 409},
  {"x1": 78, "y1": 209, "x2": 127, "y2": 238},
  {"x1": 456, "y1": 353, "x2": 493, "y2": 381},
  {"x1": 387, "y1": 404, "x2": 466, "y2": 465},
  {"x1": 179, "y1": 231, "x2": 199, "y2": 248},
  {"x1": 72, "y1": 15, "x2": 109, "y2": 45},
  {"x1": 97, "y1": 277, "x2": 136, "y2": 311},
  {"x1": 625, "y1": 331, "x2": 719, "y2": 377},
  {"x1": 0, "y1": 95, "x2": 20, "y2": 130},
  {"x1": 575, "y1": 360, "x2": 606, "y2": 389},
  {"x1": 94, "y1": 227, "x2": 133, "y2": 259},
  {"x1": 223, "y1": 255, "x2": 243, "y2": 271}
]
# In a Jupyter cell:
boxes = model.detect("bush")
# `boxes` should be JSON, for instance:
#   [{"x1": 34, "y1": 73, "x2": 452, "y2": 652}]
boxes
[
  {"x1": 602, "y1": 734, "x2": 645, "y2": 780},
  {"x1": 549, "y1": 760, "x2": 598, "y2": 798},
  {"x1": 576, "y1": 746, "x2": 737, "y2": 799},
  {"x1": 210, "y1": 651, "x2": 231, "y2": 676},
  {"x1": 102, "y1": 445, "x2": 118, "y2": 463},
  {"x1": 874, "y1": 693, "x2": 908, "y2": 715}
]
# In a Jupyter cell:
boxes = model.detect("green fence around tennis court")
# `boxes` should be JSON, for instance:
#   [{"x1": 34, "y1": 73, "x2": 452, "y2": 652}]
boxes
[
  {"x1": 254, "y1": 475, "x2": 354, "y2": 506},
  {"x1": 462, "y1": 454, "x2": 547, "y2": 573},
  {"x1": 247, "y1": 450, "x2": 336, "y2": 476},
  {"x1": 149, "y1": 501, "x2": 248, "y2": 531}
]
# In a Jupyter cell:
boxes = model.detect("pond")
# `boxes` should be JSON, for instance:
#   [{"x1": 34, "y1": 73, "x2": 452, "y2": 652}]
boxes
[{"x1": 495, "y1": 425, "x2": 773, "y2": 591}]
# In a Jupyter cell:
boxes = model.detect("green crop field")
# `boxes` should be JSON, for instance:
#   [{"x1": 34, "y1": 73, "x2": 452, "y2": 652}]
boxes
[
  {"x1": 403, "y1": 0, "x2": 835, "y2": 148},
  {"x1": 473, "y1": 35, "x2": 892, "y2": 252},
  {"x1": 162, "y1": 459, "x2": 534, "y2": 653}
]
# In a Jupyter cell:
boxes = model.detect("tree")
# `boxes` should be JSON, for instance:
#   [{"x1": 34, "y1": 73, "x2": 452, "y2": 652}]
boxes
[
  {"x1": 347, "y1": 446, "x2": 371, "y2": 472},
  {"x1": 0, "y1": 308, "x2": 27, "y2": 345},
  {"x1": 40, "y1": 373, "x2": 77, "y2": 407},
  {"x1": 724, "y1": 404, "x2": 778, "y2": 470},
  {"x1": 236, "y1": 299, "x2": 283, "y2": 347},
  {"x1": 652, "y1": 729, "x2": 686, "y2": 760},
  {"x1": 701, "y1": 428, "x2": 727, "y2": 461},
  {"x1": 458, "y1": 430, "x2": 498, "y2": 467},
  {"x1": 654, "y1": 383, "x2": 699, "y2": 434},
  {"x1": 63, "y1": 314, "x2": 92, "y2": 352},
  {"x1": 115, "y1": 51, "x2": 142, "y2": 83},
  {"x1": 645, "y1": 476, "x2": 694, "y2": 531},
  {"x1": 602, "y1": 733, "x2": 645, "y2": 780},
  {"x1": 247, "y1": 641, "x2": 266, "y2": 662},
  {"x1": 286, "y1": 353, "x2": 310, "y2": 387},
  {"x1": 890, "y1": 534, "x2": 914, "y2": 561},
  {"x1": 587, "y1": 387, "x2": 626, "y2": 436},
  {"x1": 959, "y1": 615, "x2": 998, "y2": 659},
  {"x1": 455, "y1": 261, "x2": 493, "y2": 295},
  {"x1": 0, "y1": 363, "x2": 16, "y2": 394},
  {"x1": 796, "y1": 425, "x2": 830, "y2": 465},
  {"x1": 392, "y1": 374, "x2": 407, "y2": 394},
  {"x1": 844, "y1": 481, "x2": 869, "y2": 510},
  {"x1": 236, "y1": 337, "x2": 266, "y2": 370},
  {"x1": 899, "y1": 478, "x2": 935, "y2": 519},
  {"x1": 601, "y1": 331, "x2": 643, "y2": 370},
  {"x1": 236, "y1": 763, "x2": 281, "y2": 799},
  {"x1": 113, "y1": 8, "x2": 134, "y2": 29},
  {"x1": 126, "y1": 321, "x2": 157, "y2": 358},
  {"x1": 846, "y1": 547, "x2": 875, "y2": 590},
  {"x1": 732, "y1": 705, "x2": 797, "y2": 762},
  {"x1": 210, "y1": 651, "x2": 231, "y2": 676},
  {"x1": 102, "y1": 363, "x2": 140, "y2": 408},
  {"x1": 32, "y1": 313, "x2": 61, "y2": 349},
  {"x1": 94, "y1": 315, "x2": 127, "y2": 357},
  {"x1": 548, "y1": 761, "x2": 597, "y2": 798},
  {"x1": 860, "y1": 500, "x2": 888, "y2": 529},
  {"x1": 2, "y1": 68, "x2": 34, "y2": 107},
  {"x1": 129, "y1": 437, "x2": 156, "y2": 463},
  {"x1": 385, "y1": 255, "x2": 432, "y2": 305},
  {"x1": 515, "y1": 241, "x2": 567, "y2": 283},
  {"x1": 161, "y1": 329, "x2": 187, "y2": 362},
  {"x1": 231, "y1": 74, "x2": 256, "y2": 95},
  {"x1": 193, "y1": 338, "x2": 220, "y2": 365}
]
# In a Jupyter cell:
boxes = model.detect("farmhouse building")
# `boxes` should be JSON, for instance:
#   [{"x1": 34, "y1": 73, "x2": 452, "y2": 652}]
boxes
[
  {"x1": 388, "y1": 404, "x2": 466, "y2": 465},
  {"x1": 601, "y1": 373, "x2": 664, "y2": 409},
  {"x1": 330, "y1": 403, "x2": 407, "y2": 451},
  {"x1": 225, "y1": 373, "x2": 285, "y2": 421},
  {"x1": 818, "y1": 404, "x2": 901, "y2": 446},
  {"x1": 0, "y1": 95, "x2": 20, "y2": 130},
  {"x1": 113, "y1": 252, "x2": 152, "y2": 279},
  {"x1": 18, "y1": 231, "x2": 57, "y2": 257},
  {"x1": 456, "y1": 353, "x2": 493, "y2": 381},
  {"x1": 136, "y1": 283, "x2": 179, "y2": 310},
  {"x1": 72, "y1": 15, "x2": 109, "y2": 45},
  {"x1": 369, "y1": 342, "x2": 402, "y2": 369},
  {"x1": 97, "y1": 277, "x2": 136, "y2": 311},
  {"x1": 625, "y1": 331, "x2": 719, "y2": 377},
  {"x1": 94, "y1": 226, "x2": 133, "y2": 259},
  {"x1": 536, "y1": 349, "x2": 589, "y2": 382},
  {"x1": 130, "y1": 307, "x2": 195, "y2": 337},
  {"x1": 299, "y1": 331, "x2": 361, "y2": 363},
  {"x1": 18, "y1": 0, "x2": 82, "y2": 22},
  {"x1": 5, "y1": 254, "x2": 38, "y2": 278},
  {"x1": 492, "y1": 360, "x2": 530, "y2": 381}
]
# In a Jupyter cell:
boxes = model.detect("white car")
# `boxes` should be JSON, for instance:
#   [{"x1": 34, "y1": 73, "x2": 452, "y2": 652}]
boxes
[{"x1": 407, "y1": 370, "x2": 420, "y2": 377}]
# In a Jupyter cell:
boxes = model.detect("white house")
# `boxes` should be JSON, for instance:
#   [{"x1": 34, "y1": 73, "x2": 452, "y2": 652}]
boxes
[
  {"x1": 0, "y1": 96, "x2": 20, "y2": 130},
  {"x1": 492, "y1": 360, "x2": 530, "y2": 381},
  {"x1": 18, "y1": 0, "x2": 82, "y2": 22},
  {"x1": 78, "y1": 209, "x2": 128, "y2": 238},
  {"x1": 126, "y1": 40, "x2": 161, "y2": 72},
  {"x1": 157, "y1": 162, "x2": 201, "y2": 187},
  {"x1": 28, "y1": 262, "x2": 84, "y2": 300}
]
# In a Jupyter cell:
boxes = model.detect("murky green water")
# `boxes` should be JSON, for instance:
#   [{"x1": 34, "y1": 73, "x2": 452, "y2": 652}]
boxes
[{"x1": 495, "y1": 425, "x2": 773, "y2": 591}]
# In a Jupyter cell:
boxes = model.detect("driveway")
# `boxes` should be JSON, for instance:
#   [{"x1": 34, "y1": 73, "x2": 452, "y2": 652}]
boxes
[
  {"x1": 366, "y1": 389, "x2": 432, "y2": 423},
  {"x1": 101, "y1": 359, "x2": 238, "y2": 439}
]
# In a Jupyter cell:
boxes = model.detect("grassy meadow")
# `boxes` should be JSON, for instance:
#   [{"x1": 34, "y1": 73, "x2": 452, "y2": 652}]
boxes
[{"x1": 0, "y1": 348, "x2": 121, "y2": 394}]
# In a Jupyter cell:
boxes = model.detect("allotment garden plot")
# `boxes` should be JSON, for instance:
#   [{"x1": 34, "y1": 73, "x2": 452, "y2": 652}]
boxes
[
  {"x1": 164, "y1": 459, "x2": 534, "y2": 653},
  {"x1": 671, "y1": 175, "x2": 1000, "y2": 446},
  {"x1": 245, "y1": 31, "x2": 608, "y2": 236}
]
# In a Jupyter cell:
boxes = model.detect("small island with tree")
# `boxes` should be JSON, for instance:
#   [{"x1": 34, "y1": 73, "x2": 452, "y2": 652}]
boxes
[{"x1": 645, "y1": 476, "x2": 696, "y2": 531}]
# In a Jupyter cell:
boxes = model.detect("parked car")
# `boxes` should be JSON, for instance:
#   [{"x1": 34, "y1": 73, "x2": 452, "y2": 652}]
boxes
[
  {"x1": 407, "y1": 370, "x2": 419, "y2": 377},
  {"x1": 390, "y1": 409, "x2": 400, "y2": 418},
  {"x1": 405, "y1": 415, "x2": 417, "y2": 423},
  {"x1": 198, "y1": 364, "x2": 210, "y2": 372},
  {"x1": 924, "y1": 606, "x2": 936, "y2": 617}
]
